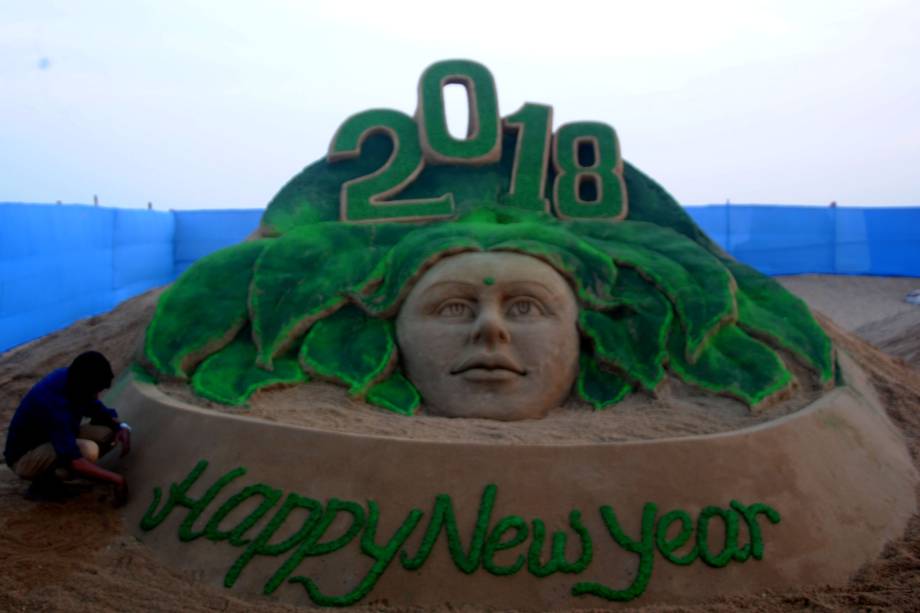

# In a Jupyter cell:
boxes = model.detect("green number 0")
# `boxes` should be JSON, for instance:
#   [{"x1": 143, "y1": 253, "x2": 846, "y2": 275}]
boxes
[
  {"x1": 552, "y1": 122, "x2": 628, "y2": 220},
  {"x1": 328, "y1": 109, "x2": 455, "y2": 223},
  {"x1": 417, "y1": 59, "x2": 501, "y2": 165}
]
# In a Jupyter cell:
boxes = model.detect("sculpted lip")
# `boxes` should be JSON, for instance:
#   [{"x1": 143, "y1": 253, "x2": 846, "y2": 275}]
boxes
[{"x1": 450, "y1": 354, "x2": 526, "y2": 377}]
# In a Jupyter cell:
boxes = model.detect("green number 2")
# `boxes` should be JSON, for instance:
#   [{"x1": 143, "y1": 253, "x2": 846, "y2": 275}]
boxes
[
  {"x1": 552, "y1": 122, "x2": 628, "y2": 220},
  {"x1": 328, "y1": 109, "x2": 455, "y2": 223}
]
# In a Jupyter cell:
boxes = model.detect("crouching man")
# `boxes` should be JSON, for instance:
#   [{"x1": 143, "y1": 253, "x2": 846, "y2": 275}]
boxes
[{"x1": 3, "y1": 351, "x2": 131, "y2": 505}]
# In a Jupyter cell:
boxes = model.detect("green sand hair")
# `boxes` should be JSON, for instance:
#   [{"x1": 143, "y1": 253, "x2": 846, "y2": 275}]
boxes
[{"x1": 143, "y1": 205, "x2": 832, "y2": 414}]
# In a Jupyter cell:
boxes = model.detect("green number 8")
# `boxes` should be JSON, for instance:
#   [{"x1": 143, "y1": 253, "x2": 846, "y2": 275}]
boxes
[{"x1": 552, "y1": 122, "x2": 628, "y2": 220}]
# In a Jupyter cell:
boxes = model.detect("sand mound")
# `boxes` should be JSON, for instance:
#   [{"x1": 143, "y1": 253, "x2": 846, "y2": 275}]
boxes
[
  {"x1": 776, "y1": 273, "x2": 920, "y2": 370},
  {"x1": 2, "y1": 278, "x2": 920, "y2": 611},
  {"x1": 856, "y1": 310, "x2": 920, "y2": 369},
  {"x1": 777, "y1": 274, "x2": 919, "y2": 331}
]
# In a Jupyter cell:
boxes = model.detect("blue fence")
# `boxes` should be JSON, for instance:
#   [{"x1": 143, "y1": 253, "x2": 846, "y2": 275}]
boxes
[
  {"x1": 1, "y1": 203, "x2": 261, "y2": 352},
  {"x1": 688, "y1": 205, "x2": 920, "y2": 276},
  {"x1": 173, "y1": 209, "x2": 264, "y2": 274},
  {"x1": 1, "y1": 202, "x2": 918, "y2": 353}
]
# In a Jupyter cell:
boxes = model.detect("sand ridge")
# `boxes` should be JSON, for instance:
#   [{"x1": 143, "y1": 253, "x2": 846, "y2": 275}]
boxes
[{"x1": 158, "y1": 362, "x2": 823, "y2": 445}]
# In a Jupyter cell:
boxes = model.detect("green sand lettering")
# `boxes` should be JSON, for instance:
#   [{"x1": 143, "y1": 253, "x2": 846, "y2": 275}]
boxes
[
  {"x1": 572, "y1": 503, "x2": 657, "y2": 602},
  {"x1": 528, "y1": 509, "x2": 593, "y2": 576},
  {"x1": 400, "y1": 484, "x2": 497, "y2": 573},
  {"x1": 139, "y1": 460, "x2": 247, "y2": 542},
  {"x1": 264, "y1": 498, "x2": 366, "y2": 594},
  {"x1": 697, "y1": 505, "x2": 742, "y2": 567},
  {"x1": 142, "y1": 463, "x2": 782, "y2": 607},
  {"x1": 483, "y1": 515, "x2": 529, "y2": 575},
  {"x1": 177, "y1": 466, "x2": 248, "y2": 541},
  {"x1": 140, "y1": 459, "x2": 209, "y2": 531},
  {"x1": 205, "y1": 483, "x2": 283, "y2": 546},
  {"x1": 655, "y1": 509, "x2": 698, "y2": 565},
  {"x1": 289, "y1": 500, "x2": 424, "y2": 606},
  {"x1": 225, "y1": 492, "x2": 323, "y2": 589},
  {"x1": 730, "y1": 499, "x2": 782, "y2": 560}
]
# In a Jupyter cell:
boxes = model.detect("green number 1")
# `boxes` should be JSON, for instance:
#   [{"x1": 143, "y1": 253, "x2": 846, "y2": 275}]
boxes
[{"x1": 503, "y1": 103, "x2": 553, "y2": 212}]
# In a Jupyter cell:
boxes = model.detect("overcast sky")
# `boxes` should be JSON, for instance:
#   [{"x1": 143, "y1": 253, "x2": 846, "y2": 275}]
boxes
[{"x1": 1, "y1": 0, "x2": 918, "y2": 209}]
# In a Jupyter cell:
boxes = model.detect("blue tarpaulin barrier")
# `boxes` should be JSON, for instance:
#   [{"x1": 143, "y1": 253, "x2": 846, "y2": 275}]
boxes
[
  {"x1": 1, "y1": 202, "x2": 918, "y2": 353},
  {"x1": 112, "y1": 208, "x2": 175, "y2": 303},
  {"x1": 684, "y1": 205, "x2": 920, "y2": 276},
  {"x1": 2, "y1": 204, "x2": 117, "y2": 352},
  {"x1": 1, "y1": 203, "x2": 178, "y2": 351},
  {"x1": 173, "y1": 209, "x2": 263, "y2": 274}
]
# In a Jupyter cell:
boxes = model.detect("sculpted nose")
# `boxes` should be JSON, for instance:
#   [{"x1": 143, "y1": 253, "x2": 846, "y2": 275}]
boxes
[{"x1": 472, "y1": 311, "x2": 511, "y2": 347}]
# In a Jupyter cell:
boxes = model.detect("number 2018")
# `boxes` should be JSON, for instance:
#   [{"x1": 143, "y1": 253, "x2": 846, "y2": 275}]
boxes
[{"x1": 327, "y1": 60, "x2": 628, "y2": 223}]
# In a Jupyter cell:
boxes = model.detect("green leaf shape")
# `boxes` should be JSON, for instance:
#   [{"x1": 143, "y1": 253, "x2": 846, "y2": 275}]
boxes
[
  {"x1": 576, "y1": 355, "x2": 632, "y2": 410},
  {"x1": 145, "y1": 241, "x2": 268, "y2": 379},
  {"x1": 571, "y1": 220, "x2": 736, "y2": 363},
  {"x1": 299, "y1": 305, "x2": 397, "y2": 396},
  {"x1": 669, "y1": 325, "x2": 793, "y2": 409},
  {"x1": 250, "y1": 223, "x2": 412, "y2": 368},
  {"x1": 354, "y1": 226, "x2": 480, "y2": 317},
  {"x1": 366, "y1": 372, "x2": 421, "y2": 415},
  {"x1": 724, "y1": 259, "x2": 834, "y2": 385},
  {"x1": 191, "y1": 333, "x2": 307, "y2": 406},
  {"x1": 452, "y1": 202, "x2": 551, "y2": 226},
  {"x1": 356, "y1": 214, "x2": 618, "y2": 316},
  {"x1": 579, "y1": 271, "x2": 673, "y2": 391}
]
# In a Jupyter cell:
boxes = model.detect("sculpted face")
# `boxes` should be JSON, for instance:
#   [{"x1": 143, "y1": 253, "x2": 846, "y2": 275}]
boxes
[{"x1": 396, "y1": 251, "x2": 580, "y2": 420}]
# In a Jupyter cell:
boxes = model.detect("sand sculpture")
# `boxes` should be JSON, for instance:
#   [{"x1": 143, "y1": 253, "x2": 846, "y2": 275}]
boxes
[
  {"x1": 140, "y1": 61, "x2": 833, "y2": 416},
  {"x1": 114, "y1": 60, "x2": 917, "y2": 608}
]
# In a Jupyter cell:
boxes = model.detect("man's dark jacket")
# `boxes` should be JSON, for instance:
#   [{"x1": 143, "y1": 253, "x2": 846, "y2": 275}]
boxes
[{"x1": 4, "y1": 368, "x2": 118, "y2": 467}]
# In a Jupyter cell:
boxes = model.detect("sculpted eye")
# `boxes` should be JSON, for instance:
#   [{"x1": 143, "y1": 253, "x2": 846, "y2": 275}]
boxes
[
  {"x1": 507, "y1": 298, "x2": 544, "y2": 318},
  {"x1": 437, "y1": 301, "x2": 473, "y2": 318}
]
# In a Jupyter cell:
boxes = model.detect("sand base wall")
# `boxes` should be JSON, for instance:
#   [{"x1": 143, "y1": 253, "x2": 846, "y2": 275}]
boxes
[{"x1": 111, "y1": 352, "x2": 918, "y2": 609}]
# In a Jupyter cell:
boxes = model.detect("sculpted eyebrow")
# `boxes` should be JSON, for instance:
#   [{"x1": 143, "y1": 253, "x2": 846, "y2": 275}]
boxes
[
  {"x1": 421, "y1": 281, "x2": 479, "y2": 295},
  {"x1": 501, "y1": 282, "x2": 561, "y2": 304},
  {"x1": 418, "y1": 281, "x2": 480, "y2": 304},
  {"x1": 502, "y1": 281, "x2": 554, "y2": 294}
]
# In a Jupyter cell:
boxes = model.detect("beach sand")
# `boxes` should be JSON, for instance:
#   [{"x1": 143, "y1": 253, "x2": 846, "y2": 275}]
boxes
[{"x1": 1, "y1": 275, "x2": 918, "y2": 611}]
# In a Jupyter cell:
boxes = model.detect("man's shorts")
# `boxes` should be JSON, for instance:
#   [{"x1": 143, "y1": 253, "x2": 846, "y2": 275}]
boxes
[{"x1": 12, "y1": 425, "x2": 116, "y2": 480}]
